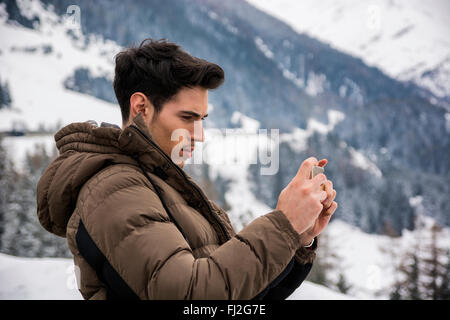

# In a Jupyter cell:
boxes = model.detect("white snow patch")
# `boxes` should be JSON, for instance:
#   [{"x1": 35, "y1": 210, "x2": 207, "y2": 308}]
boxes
[
  {"x1": 246, "y1": 0, "x2": 450, "y2": 98},
  {"x1": 0, "y1": 252, "x2": 352, "y2": 300},
  {"x1": 325, "y1": 217, "x2": 450, "y2": 299},
  {"x1": 305, "y1": 72, "x2": 327, "y2": 96},
  {"x1": 280, "y1": 109, "x2": 346, "y2": 153},
  {"x1": 255, "y1": 36, "x2": 274, "y2": 59},
  {"x1": 348, "y1": 147, "x2": 383, "y2": 178},
  {"x1": 328, "y1": 109, "x2": 346, "y2": 127},
  {"x1": 199, "y1": 127, "x2": 274, "y2": 229},
  {"x1": 288, "y1": 281, "x2": 355, "y2": 300},
  {"x1": 0, "y1": 253, "x2": 82, "y2": 299},
  {"x1": 230, "y1": 111, "x2": 260, "y2": 132},
  {"x1": 445, "y1": 112, "x2": 450, "y2": 132},
  {"x1": 281, "y1": 68, "x2": 304, "y2": 88},
  {"x1": 0, "y1": 0, "x2": 122, "y2": 132},
  {"x1": 1, "y1": 134, "x2": 56, "y2": 170}
]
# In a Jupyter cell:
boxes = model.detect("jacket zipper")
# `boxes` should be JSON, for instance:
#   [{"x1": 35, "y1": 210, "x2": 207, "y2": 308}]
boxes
[{"x1": 129, "y1": 124, "x2": 229, "y2": 242}]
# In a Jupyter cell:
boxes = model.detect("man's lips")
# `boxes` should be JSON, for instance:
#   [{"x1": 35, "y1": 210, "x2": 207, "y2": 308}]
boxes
[{"x1": 180, "y1": 146, "x2": 194, "y2": 157}]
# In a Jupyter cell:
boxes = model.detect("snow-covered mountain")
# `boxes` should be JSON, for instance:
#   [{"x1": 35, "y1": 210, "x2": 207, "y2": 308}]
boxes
[
  {"x1": 0, "y1": 0, "x2": 449, "y2": 300},
  {"x1": 0, "y1": 0, "x2": 121, "y2": 132},
  {"x1": 246, "y1": 0, "x2": 450, "y2": 101}
]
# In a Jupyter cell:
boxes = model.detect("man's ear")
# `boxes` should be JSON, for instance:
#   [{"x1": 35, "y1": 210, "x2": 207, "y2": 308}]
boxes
[{"x1": 129, "y1": 92, "x2": 154, "y2": 123}]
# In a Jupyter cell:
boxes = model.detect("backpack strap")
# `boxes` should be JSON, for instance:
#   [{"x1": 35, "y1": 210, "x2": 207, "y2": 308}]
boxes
[
  {"x1": 75, "y1": 158, "x2": 190, "y2": 300},
  {"x1": 75, "y1": 220, "x2": 140, "y2": 300}
]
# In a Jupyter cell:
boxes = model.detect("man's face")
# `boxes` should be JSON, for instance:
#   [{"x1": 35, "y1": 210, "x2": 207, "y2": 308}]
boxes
[{"x1": 130, "y1": 86, "x2": 208, "y2": 168}]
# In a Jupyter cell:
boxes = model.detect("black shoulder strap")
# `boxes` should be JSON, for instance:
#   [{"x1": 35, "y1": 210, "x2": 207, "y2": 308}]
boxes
[
  {"x1": 75, "y1": 220, "x2": 140, "y2": 300},
  {"x1": 75, "y1": 159, "x2": 190, "y2": 300}
]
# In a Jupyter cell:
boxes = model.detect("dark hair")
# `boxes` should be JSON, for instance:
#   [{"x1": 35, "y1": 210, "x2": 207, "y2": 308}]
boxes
[{"x1": 113, "y1": 38, "x2": 225, "y2": 124}]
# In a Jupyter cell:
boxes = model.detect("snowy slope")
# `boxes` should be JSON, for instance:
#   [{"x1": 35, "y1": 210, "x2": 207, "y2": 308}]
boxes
[
  {"x1": 1, "y1": 0, "x2": 448, "y2": 301},
  {"x1": 0, "y1": 252, "x2": 82, "y2": 299},
  {"x1": 3, "y1": 214, "x2": 448, "y2": 300},
  {"x1": 0, "y1": 252, "x2": 352, "y2": 299},
  {"x1": 1, "y1": 134, "x2": 55, "y2": 170},
  {"x1": 2, "y1": 215, "x2": 448, "y2": 300},
  {"x1": 245, "y1": 0, "x2": 450, "y2": 99},
  {"x1": 0, "y1": 0, "x2": 122, "y2": 132},
  {"x1": 323, "y1": 215, "x2": 450, "y2": 299}
]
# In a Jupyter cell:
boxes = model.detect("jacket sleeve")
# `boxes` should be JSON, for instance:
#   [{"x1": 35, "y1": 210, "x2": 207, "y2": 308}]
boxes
[
  {"x1": 78, "y1": 171, "x2": 305, "y2": 300},
  {"x1": 253, "y1": 237, "x2": 317, "y2": 300}
]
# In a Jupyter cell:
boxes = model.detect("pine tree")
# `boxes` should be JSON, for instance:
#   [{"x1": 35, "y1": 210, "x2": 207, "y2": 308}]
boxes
[
  {"x1": 389, "y1": 283, "x2": 402, "y2": 300},
  {"x1": 421, "y1": 223, "x2": 449, "y2": 299},
  {"x1": 336, "y1": 272, "x2": 352, "y2": 294},
  {"x1": 437, "y1": 249, "x2": 450, "y2": 299},
  {"x1": 379, "y1": 219, "x2": 402, "y2": 299},
  {"x1": 389, "y1": 214, "x2": 450, "y2": 300},
  {"x1": 404, "y1": 253, "x2": 422, "y2": 300},
  {"x1": 0, "y1": 78, "x2": 12, "y2": 109},
  {"x1": 0, "y1": 137, "x2": 7, "y2": 248},
  {"x1": 0, "y1": 142, "x2": 70, "y2": 257},
  {"x1": 308, "y1": 229, "x2": 341, "y2": 289}
]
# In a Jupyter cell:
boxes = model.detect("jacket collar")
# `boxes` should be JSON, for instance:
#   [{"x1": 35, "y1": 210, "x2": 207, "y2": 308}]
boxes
[
  {"x1": 53, "y1": 112, "x2": 229, "y2": 242},
  {"x1": 121, "y1": 113, "x2": 229, "y2": 242}
]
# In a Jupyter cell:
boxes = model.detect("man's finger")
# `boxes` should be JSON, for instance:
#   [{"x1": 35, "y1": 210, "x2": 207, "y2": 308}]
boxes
[
  {"x1": 312, "y1": 173, "x2": 327, "y2": 189},
  {"x1": 322, "y1": 201, "x2": 338, "y2": 216},
  {"x1": 295, "y1": 157, "x2": 318, "y2": 181},
  {"x1": 315, "y1": 190, "x2": 327, "y2": 202},
  {"x1": 318, "y1": 159, "x2": 328, "y2": 167},
  {"x1": 322, "y1": 186, "x2": 335, "y2": 207},
  {"x1": 322, "y1": 180, "x2": 333, "y2": 195}
]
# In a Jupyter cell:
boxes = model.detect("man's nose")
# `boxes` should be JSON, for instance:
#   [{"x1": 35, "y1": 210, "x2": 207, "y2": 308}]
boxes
[{"x1": 193, "y1": 120, "x2": 205, "y2": 142}]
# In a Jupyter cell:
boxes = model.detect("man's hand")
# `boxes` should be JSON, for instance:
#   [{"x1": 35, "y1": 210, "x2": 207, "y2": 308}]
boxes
[
  {"x1": 301, "y1": 159, "x2": 338, "y2": 246},
  {"x1": 275, "y1": 157, "x2": 328, "y2": 237}
]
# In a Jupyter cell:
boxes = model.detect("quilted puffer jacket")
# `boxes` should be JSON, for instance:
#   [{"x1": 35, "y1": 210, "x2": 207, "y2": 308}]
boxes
[{"x1": 36, "y1": 112, "x2": 316, "y2": 299}]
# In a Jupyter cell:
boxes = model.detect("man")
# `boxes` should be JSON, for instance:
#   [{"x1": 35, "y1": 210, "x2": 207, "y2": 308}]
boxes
[{"x1": 36, "y1": 38, "x2": 337, "y2": 300}]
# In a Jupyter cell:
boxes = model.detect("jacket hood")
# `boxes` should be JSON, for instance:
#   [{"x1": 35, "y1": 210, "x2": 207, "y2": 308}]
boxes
[{"x1": 36, "y1": 112, "x2": 181, "y2": 237}]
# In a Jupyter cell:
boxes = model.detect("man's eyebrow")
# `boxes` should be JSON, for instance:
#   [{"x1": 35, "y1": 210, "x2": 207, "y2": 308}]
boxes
[{"x1": 178, "y1": 110, "x2": 208, "y2": 118}]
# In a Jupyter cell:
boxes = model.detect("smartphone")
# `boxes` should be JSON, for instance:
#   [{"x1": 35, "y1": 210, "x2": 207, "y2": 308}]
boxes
[
  {"x1": 311, "y1": 165, "x2": 326, "y2": 190},
  {"x1": 310, "y1": 165, "x2": 324, "y2": 179}
]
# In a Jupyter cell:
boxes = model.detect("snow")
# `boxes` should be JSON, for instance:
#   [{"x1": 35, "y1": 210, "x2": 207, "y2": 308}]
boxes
[
  {"x1": 191, "y1": 121, "x2": 277, "y2": 229},
  {"x1": 348, "y1": 147, "x2": 383, "y2": 178},
  {"x1": 0, "y1": 252, "x2": 351, "y2": 300},
  {"x1": 255, "y1": 36, "x2": 274, "y2": 59},
  {"x1": 246, "y1": 0, "x2": 450, "y2": 98},
  {"x1": 0, "y1": 0, "x2": 122, "y2": 132},
  {"x1": 230, "y1": 111, "x2": 261, "y2": 132},
  {"x1": 188, "y1": 110, "x2": 346, "y2": 231},
  {"x1": 1, "y1": 134, "x2": 55, "y2": 170},
  {"x1": 445, "y1": 112, "x2": 450, "y2": 132},
  {"x1": 325, "y1": 219, "x2": 392, "y2": 299},
  {"x1": 1, "y1": 0, "x2": 448, "y2": 301},
  {"x1": 288, "y1": 281, "x2": 354, "y2": 300},
  {"x1": 2, "y1": 216, "x2": 448, "y2": 300},
  {"x1": 328, "y1": 109, "x2": 346, "y2": 128},
  {"x1": 280, "y1": 109, "x2": 346, "y2": 152},
  {"x1": 0, "y1": 253, "x2": 82, "y2": 299},
  {"x1": 304, "y1": 72, "x2": 327, "y2": 97},
  {"x1": 281, "y1": 68, "x2": 304, "y2": 88},
  {"x1": 207, "y1": 9, "x2": 239, "y2": 35},
  {"x1": 325, "y1": 217, "x2": 450, "y2": 299},
  {"x1": 2, "y1": 215, "x2": 448, "y2": 300}
]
